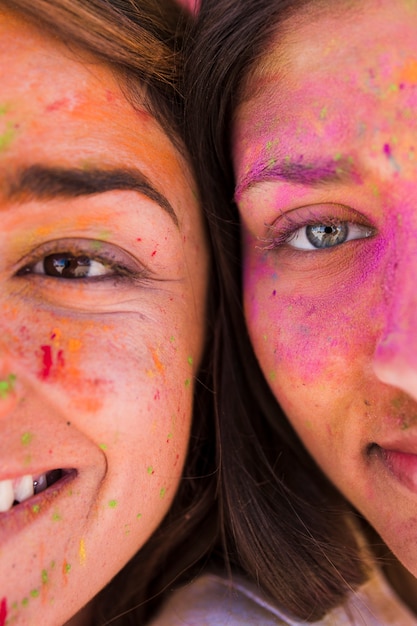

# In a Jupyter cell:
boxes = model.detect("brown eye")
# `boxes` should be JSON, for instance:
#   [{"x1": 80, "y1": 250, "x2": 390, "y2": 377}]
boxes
[
  {"x1": 43, "y1": 253, "x2": 91, "y2": 278},
  {"x1": 30, "y1": 253, "x2": 110, "y2": 279}
]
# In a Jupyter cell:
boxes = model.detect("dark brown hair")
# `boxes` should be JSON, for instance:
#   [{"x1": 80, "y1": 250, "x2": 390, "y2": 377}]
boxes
[
  {"x1": 4, "y1": 1, "x2": 220, "y2": 624},
  {"x1": 184, "y1": 0, "x2": 371, "y2": 621}
]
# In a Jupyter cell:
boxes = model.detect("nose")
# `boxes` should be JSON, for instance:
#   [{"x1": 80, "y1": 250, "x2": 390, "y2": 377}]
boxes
[{"x1": 373, "y1": 238, "x2": 417, "y2": 401}]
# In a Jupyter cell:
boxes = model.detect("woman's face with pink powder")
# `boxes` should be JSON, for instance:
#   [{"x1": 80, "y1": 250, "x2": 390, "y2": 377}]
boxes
[{"x1": 234, "y1": 0, "x2": 417, "y2": 586}]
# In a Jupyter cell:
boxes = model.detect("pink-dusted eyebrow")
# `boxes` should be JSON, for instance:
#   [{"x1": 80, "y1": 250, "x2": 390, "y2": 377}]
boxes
[
  {"x1": 235, "y1": 155, "x2": 361, "y2": 200},
  {"x1": 7, "y1": 164, "x2": 178, "y2": 226}
]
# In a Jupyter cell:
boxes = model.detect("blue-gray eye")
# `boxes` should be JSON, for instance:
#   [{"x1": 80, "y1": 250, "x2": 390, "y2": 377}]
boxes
[
  {"x1": 306, "y1": 223, "x2": 348, "y2": 248},
  {"x1": 287, "y1": 222, "x2": 372, "y2": 250}
]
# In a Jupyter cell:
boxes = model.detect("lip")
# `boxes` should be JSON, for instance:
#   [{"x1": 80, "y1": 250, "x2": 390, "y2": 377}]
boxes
[
  {"x1": 0, "y1": 468, "x2": 77, "y2": 543},
  {"x1": 373, "y1": 443, "x2": 417, "y2": 496}
]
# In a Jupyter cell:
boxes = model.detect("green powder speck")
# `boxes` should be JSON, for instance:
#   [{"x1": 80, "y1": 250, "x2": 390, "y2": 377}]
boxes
[
  {"x1": 21, "y1": 432, "x2": 33, "y2": 446},
  {"x1": 41, "y1": 570, "x2": 48, "y2": 585},
  {"x1": 108, "y1": 500, "x2": 118, "y2": 509},
  {"x1": 0, "y1": 123, "x2": 15, "y2": 151},
  {"x1": 0, "y1": 373, "x2": 16, "y2": 398},
  {"x1": 22, "y1": 598, "x2": 29, "y2": 608},
  {"x1": 30, "y1": 589, "x2": 40, "y2": 599},
  {"x1": 159, "y1": 487, "x2": 167, "y2": 499}
]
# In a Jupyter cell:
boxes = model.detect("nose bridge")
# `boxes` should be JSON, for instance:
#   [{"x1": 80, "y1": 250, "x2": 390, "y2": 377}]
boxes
[{"x1": 373, "y1": 216, "x2": 417, "y2": 396}]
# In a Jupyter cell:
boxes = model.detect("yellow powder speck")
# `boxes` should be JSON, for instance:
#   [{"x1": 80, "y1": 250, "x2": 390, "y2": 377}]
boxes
[{"x1": 79, "y1": 538, "x2": 86, "y2": 565}]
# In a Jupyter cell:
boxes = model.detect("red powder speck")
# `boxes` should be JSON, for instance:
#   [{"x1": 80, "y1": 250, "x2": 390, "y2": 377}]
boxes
[
  {"x1": 105, "y1": 90, "x2": 116, "y2": 103},
  {"x1": 40, "y1": 345, "x2": 53, "y2": 379},
  {"x1": 151, "y1": 250, "x2": 157, "y2": 257},
  {"x1": 0, "y1": 597, "x2": 7, "y2": 626},
  {"x1": 57, "y1": 349, "x2": 65, "y2": 368},
  {"x1": 383, "y1": 143, "x2": 391, "y2": 156},
  {"x1": 136, "y1": 238, "x2": 142, "y2": 242},
  {"x1": 45, "y1": 97, "x2": 70, "y2": 113}
]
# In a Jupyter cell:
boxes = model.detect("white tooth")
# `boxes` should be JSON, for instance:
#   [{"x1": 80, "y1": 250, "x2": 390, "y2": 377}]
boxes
[
  {"x1": 14, "y1": 475, "x2": 34, "y2": 503},
  {"x1": 33, "y1": 473, "x2": 47, "y2": 494},
  {"x1": 0, "y1": 479, "x2": 14, "y2": 512}
]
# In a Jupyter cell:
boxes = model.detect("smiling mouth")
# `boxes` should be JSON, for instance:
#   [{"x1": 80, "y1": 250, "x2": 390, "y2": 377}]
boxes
[{"x1": 0, "y1": 469, "x2": 74, "y2": 513}]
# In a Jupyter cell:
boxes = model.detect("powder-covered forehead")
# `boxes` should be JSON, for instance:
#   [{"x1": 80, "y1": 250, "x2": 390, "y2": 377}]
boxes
[{"x1": 236, "y1": 0, "x2": 393, "y2": 110}]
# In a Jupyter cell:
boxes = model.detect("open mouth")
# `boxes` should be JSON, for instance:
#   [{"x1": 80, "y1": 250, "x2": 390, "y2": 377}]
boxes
[{"x1": 0, "y1": 469, "x2": 75, "y2": 513}]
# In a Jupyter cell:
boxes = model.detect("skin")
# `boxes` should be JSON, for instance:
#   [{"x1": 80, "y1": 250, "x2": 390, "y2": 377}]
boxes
[
  {"x1": 0, "y1": 10, "x2": 208, "y2": 626},
  {"x1": 234, "y1": 0, "x2": 417, "y2": 612}
]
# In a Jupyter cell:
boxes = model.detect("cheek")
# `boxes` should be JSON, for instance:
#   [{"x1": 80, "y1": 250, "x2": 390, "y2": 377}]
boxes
[{"x1": 242, "y1": 235, "x2": 388, "y2": 388}]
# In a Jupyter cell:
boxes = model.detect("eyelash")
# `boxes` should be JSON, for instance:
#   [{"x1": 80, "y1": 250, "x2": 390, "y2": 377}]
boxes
[
  {"x1": 16, "y1": 238, "x2": 149, "y2": 283},
  {"x1": 258, "y1": 209, "x2": 374, "y2": 251}
]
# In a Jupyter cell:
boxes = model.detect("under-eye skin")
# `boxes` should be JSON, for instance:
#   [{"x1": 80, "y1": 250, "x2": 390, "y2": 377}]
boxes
[
  {"x1": 259, "y1": 204, "x2": 374, "y2": 252},
  {"x1": 16, "y1": 238, "x2": 151, "y2": 283}
]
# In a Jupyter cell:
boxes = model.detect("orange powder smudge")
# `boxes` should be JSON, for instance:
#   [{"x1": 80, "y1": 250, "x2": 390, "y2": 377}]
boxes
[
  {"x1": 150, "y1": 348, "x2": 165, "y2": 375},
  {"x1": 399, "y1": 58, "x2": 417, "y2": 84}
]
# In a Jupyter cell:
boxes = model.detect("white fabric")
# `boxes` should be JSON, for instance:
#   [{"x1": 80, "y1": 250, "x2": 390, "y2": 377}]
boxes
[{"x1": 149, "y1": 568, "x2": 417, "y2": 626}]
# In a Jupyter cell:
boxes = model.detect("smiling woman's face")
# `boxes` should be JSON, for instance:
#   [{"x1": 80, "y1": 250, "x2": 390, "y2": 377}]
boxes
[
  {"x1": 0, "y1": 10, "x2": 208, "y2": 626},
  {"x1": 234, "y1": 0, "x2": 417, "y2": 590}
]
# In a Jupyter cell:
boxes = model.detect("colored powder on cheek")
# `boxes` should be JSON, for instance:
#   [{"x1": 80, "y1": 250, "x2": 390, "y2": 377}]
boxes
[
  {"x1": 68, "y1": 338, "x2": 82, "y2": 352},
  {"x1": 0, "y1": 598, "x2": 7, "y2": 626},
  {"x1": 40, "y1": 345, "x2": 53, "y2": 379},
  {"x1": 400, "y1": 58, "x2": 417, "y2": 84},
  {"x1": 62, "y1": 560, "x2": 71, "y2": 586},
  {"x1": 79, "y1": 539, "x2": 86, "y2": 565},
  {"x1": 150, "y1": 348, "x2": 164, "y2": 375},
  {"x1": 21, "y1": 432, "x2": 33, "y2": 446},
  {"x1": 0, "y1": 123, "x2": 15, "y2": 151},
  {"x1": 45, "y1": 97, "x2": 70, "y2": 113},
  {"x1": 108, "y1": 500, "x2": 117, "y2": 508},
  {"x1": 0, "y1": 373, "x2": 16, "y2": 398}
]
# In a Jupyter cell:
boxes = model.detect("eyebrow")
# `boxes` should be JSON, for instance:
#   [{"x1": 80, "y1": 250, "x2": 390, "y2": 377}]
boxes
[
  {"x1": 7, "y1": 164, "x2": 178, "y2": 226},
  {"x1": 235, "y1": 156, "x2": 361, "y2": 199}
]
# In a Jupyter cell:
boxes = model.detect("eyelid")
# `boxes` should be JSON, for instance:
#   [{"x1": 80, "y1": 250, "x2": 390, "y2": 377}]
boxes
[{"x1": 15, "y1": 237, "x2": 152, "y2": 280}]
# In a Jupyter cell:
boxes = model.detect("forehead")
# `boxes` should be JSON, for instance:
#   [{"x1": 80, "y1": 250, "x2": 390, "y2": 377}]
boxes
[{"x1": 233, "y1": 0, "x2": 417, "y2": 179}]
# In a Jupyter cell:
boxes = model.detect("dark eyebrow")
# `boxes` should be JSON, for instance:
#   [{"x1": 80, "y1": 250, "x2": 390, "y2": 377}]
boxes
[
  {"x1": 235, "y1": 156, "x2": 361, "y2": 199},
  {"x1": 7, "y1": 165, "x2": 178, "y2": 227}
]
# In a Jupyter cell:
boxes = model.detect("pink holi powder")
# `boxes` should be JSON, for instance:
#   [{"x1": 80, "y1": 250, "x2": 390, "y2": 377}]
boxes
[
  {"x1": 176, "y1": 0, "x2": 199, "y2": 12},
  {"x1": 0, "y1": 598, "x2": 7, "y2": 626}
]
